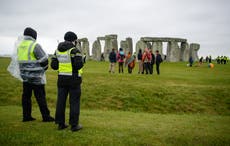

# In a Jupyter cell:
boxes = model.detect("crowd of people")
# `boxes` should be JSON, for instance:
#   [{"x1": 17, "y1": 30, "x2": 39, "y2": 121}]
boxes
[
  {"x1": 216, "y1": 56, "x2": 229, "y2": 64},
  {"x1": 108, "y1": 48, "x2": 163, "y2": 75},
  {"x1": 189, "y1": 55, "x2": 229, "y2": 67}
]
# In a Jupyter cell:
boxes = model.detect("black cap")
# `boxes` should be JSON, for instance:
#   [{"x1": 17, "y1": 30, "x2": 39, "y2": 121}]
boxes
[
  {"x1": 64, "y1": 31, "x2": 77, "y2": 42},
  {"x1": 24, "y1": 27, "x2": 37, "y2": 40}
]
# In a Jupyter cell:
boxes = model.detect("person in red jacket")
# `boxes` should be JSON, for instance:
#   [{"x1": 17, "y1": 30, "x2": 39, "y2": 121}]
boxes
[
  {"x1": 142, "y1": 48, "x2": 152, "y2": 74},
  {"x1": 116, "y1": 48, "x2": 125, "y2": 73}
]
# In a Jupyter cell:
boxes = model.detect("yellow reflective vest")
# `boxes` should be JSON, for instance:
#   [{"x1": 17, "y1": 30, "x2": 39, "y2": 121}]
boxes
[
  {"x1": 56, "y1": 48, "x2": 83, "y2": 77},
  {"x1": 17, "y1": 40, "x2": 37, "y2": 61},
  {"x1": 17, "y1": 39, "x2": 46, "y2": 85}
]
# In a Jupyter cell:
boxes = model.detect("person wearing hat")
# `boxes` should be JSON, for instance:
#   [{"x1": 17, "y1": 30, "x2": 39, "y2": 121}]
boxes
[
  {"x1": 51, "y1": 31, "x2": 84, "y2": 132},
  {"x1": 17, "y1": 27, "x2": 54, "y2": 122}
]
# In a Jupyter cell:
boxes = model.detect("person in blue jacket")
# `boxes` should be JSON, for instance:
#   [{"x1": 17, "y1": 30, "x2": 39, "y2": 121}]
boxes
[{"x1": 108, "y1": 48, "x2": 116, "y2": 73}]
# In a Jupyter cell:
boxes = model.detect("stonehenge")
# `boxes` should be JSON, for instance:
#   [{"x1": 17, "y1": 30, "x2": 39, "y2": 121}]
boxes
[
  {"x1": 92, "y1": 34, "x2": 118, "y2": 61},
  {"x1": 79, "y1": 35, "x2": 200, "y2": 62},
  {"x1": 120, "y1": 37, "x2": 133, "y2": 54},
  {"x1": 136, "y1": 37, "x2": 200, "y2": 62},
  {"x1": 77, "y1": 38, "x2": 90, "y2": 59}
]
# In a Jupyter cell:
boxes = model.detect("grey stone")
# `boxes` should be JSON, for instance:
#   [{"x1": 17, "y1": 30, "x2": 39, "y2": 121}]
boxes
[
  {"x1": 190, "y1": 43, "x2": 200, "y2": 61},
  {"x1": 78, "y1": 38, "x2": 90, "y2": 60},
  {"x1": 92, "y1": 40, "x2": 101, "y2": 61},
  {"x1": 90, "y1": 35, "x2": 200, "y2": 62}
]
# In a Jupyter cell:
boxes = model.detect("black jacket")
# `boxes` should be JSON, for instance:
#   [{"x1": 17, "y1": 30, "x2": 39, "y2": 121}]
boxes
[
  {"x1": 51, "y1": 41, "x2": 83, "y2": 87},
  {"x1": 151, "y1": 53, "x2": 155, "y2": 65},
  {"x1": 109, "y1": 51, "x2": 116, "y2": 63},
  {"x1": 156, "y1": 54, "x2": 163, "y2": 64}
]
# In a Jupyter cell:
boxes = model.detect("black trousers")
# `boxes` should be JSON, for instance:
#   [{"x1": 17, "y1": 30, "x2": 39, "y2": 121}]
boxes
[
  {"x1": 55, "y1": 84, "x2": 81, "y2": 126},
  {"x1": 118, "y1": 62, "x2": 124, "y2": 73},
  {"x1": 150, "y1": 63, "x2": 154, "y2": 74},
  {"x1": 156, "y1": 63, "x2": 160, "y2": 74},
  {"x1": 143, "y1": 62, "x2": 151, "y2": 74},
  {"x1": 22, "y1": 82, "x2": 50, "y2": 120},
  {"x1": 128, "y1": 66, "x2": 132, "y2": 74}
]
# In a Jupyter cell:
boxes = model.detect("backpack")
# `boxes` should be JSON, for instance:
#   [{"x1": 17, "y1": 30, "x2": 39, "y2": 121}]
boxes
[{"x1": 119, "y1": 51, "x2": 125, "y2": 61}]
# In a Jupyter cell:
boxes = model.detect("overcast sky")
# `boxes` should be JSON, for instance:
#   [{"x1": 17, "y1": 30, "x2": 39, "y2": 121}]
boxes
[{"x1": 0, "y1": 0, "x2": 230, "y2": 58}]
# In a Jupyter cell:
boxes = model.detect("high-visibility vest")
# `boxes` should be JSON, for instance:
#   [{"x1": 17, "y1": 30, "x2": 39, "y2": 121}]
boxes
[
  {"x1": 17, "y1": 40, "x2": 37, "y2": 61},
  {"x1": 56, "y1": 48, "x2": 83, "y2": 76},
  {"x1": 17, "y1": 39, "x2": 46, "y2": 85}
]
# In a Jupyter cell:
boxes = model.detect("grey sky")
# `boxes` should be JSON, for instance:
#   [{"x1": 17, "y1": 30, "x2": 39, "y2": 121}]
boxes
[{"x1": 0, "y1": 0, "x2": 230, "y2": 58}]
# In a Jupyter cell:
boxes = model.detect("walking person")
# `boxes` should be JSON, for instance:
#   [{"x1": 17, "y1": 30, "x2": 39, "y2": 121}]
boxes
[
  {"x1": 117, "y1": 48, "x2": 125, "y2": 73},
  {"x1": 209, "y1": 55, "x2": 212, "y2": 63},
  {"x1": 51, "y1": 31, "x2": 84, "y2": 132},
  {"x1": 137, "y1": 49, "x2": 143, "y2": 74},
  {"x1": 142, "y1": 48, "x2": 152, "y2": 74},
  {"x1": 108, "y1": 48, "x2": 116, "y2": 73},
  {"x1": 199, "y1": 56, "x2": 203, "y2": 66},
  {"x1": 125, "y1": 51, "x2": 136, "y2": 74},
  {"x1": 155, "y1": 50, "x2": 163, "y2": 75},
  {"x1": 16, "y1": 27, "x2": 54, "y2": 122},
  {"x1": 189, "y1": 56, "x2": 193, "y2": 67},
  {"x1": 149, "y1": 50, "x2": 155, "y2": 74}
]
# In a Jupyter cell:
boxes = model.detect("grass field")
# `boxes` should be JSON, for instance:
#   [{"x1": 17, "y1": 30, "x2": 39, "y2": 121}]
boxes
[{"x1": 0, "y1": 57, "x2": 230, "y2": 145}]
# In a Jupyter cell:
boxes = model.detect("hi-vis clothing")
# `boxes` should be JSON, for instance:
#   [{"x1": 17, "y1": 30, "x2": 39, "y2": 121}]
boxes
[
  {"x1": 51, "y1": 40, "x2": 84, "y2": 126},
  {"x1": 56, "y1": 48, "x2": 83, "y2": 77},
  {"x1": 17, "y1": 37, "x2": 48, "y2": 85}
]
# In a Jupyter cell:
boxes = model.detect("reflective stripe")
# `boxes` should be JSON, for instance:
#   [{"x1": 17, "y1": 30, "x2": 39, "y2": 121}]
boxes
[
  {"x1": 28, "y1": 42, "x2": 36, "y2": 60},
  {"x1": 18, "y1": 60, "x2": 40, "y2": 63},
  {"x1": 19, "y1": 66, "x2": 44, "y2": 71},
  {"x1": 75, "y1": 53, "x2": 82, "y2": 57},
  {"x1": 58, "y1": 72, "x2": 72, "y2": 76},
  {"x1": 38, "y1": 55, "x2": 48, "y2": 63}
]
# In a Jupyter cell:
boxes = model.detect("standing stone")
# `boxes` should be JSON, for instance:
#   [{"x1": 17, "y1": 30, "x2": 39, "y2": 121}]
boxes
[
  {"x1": 167, "y1": 41, "x2": 180, "y2": 62},
  {"x1": 104, "y1": 36, "x2": 110, "y2": 61},
  {"x1": 152, "y1": 42, "x2": 163, "y2": 54},
  {"x1": 110, "y1": 35, "x2": 118, "y2": 51},
  {"x1": 78, "y1": 38, "x2": 90, "y2": 60},
  {"x1": 120, "y1": 40, "x2": 128, "y2": 54},
  {"x1": 181, "y1": 42, "x2": 190, "y2": 61},
  {"x1": 146, "y1": 42, "x2": 152, "y2": 50},
  {"x1": 126, "y1": 37, "x2": 133, "y2": 54},
  {"x1": 120, "y1": 37, "x2": 133, "y2": 55},
  {"x1": 92, "y1": 40, "x2": 101, "y2": 61},
  {"x1": 76, "y1": 41, "x2": 82, "y2": 53},
  {"x1": 104, "y1": 34, "x2": 118, "y2": 61},
  {"x1": 135, "y1": 40, "x2": 147, "y2": 55},
  {"x1": 190, "y1": 43, "x2": 200, "y2": 61}
]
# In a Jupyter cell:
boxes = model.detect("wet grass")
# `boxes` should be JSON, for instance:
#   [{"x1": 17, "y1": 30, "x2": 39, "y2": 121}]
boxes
[{"x1": 0, "y1": 57, "x2": 230, "y2": 145}]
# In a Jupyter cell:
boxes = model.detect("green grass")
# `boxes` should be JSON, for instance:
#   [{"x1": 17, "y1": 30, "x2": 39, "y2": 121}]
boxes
[
  {"x1": 0, "y1": 57, "x2": 230, "y2": 145},
  {"x1": 0, "y1": 106, "x2": 229, "y2": 146}
]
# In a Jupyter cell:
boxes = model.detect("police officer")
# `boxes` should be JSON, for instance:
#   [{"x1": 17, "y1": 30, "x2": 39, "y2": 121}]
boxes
[
  {"x1": 51, "y1": 31, "x2": 84, "y2": 132},
  {"x1": 17, "y1": 27, "x2": 54, "y2": 122}
]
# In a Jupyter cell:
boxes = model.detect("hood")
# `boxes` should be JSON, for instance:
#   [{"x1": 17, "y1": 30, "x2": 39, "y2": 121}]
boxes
[
  {"x1": 24, "y1": 27, "x2": 37, "y2": 40},
  {"x1": 57, "y1": 41, "x2": 75, "y2": 52}
]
